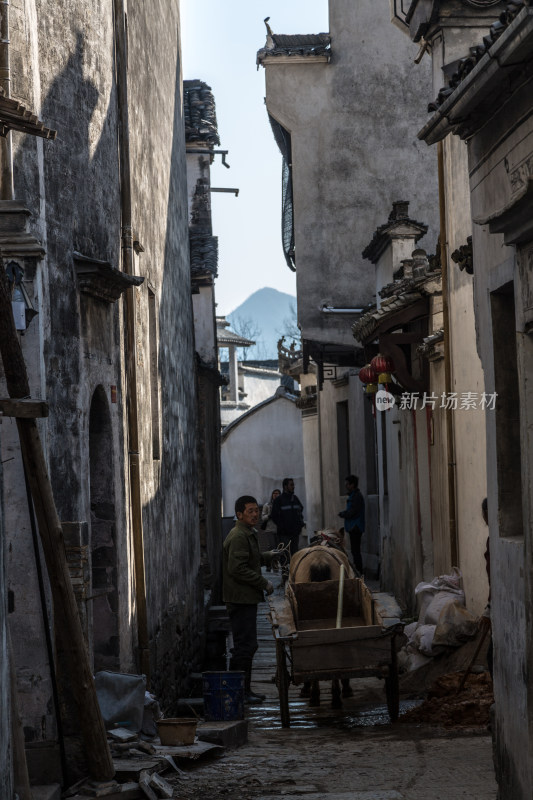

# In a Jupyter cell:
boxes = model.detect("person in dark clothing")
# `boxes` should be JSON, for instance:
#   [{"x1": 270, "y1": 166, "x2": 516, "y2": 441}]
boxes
[
  {"x1": 338, "y1": 475, "x2": 365, "y2": 574},
  {"x1": 271, "y1": 477, "x2": 304, "y2": 556},
  {"x1": 222, "y1": 495, "x2": 274, "y2": 704}
]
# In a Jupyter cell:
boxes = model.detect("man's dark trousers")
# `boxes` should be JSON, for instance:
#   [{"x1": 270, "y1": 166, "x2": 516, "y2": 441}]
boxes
[
  {"x1": 227, "y1": 602, "x2": 258, "y2": 689},
  {"x1": 276, "y1": 531, "x2": 300, "y2": 558},
  {"x1": 349, "y1": 525, "x2": 363, "y2": 574}
]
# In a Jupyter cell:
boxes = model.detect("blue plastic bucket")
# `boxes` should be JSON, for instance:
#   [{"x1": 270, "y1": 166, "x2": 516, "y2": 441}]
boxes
[{"x1": 202, "y1": 671, "x2": 245, "y2": 721}]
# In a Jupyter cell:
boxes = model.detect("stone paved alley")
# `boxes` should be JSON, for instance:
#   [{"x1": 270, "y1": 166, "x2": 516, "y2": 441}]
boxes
[{"x1": 167, "y1": 573, "x2": 498, "y2": 800}]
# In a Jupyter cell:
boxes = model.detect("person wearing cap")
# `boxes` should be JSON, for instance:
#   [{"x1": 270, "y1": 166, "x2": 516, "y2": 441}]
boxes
[{"x1": 223, "y1": 495, "x2": 274, "y2": 704}]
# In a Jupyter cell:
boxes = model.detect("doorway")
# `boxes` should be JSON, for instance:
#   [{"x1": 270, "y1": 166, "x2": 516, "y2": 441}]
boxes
[{"x1": 89, "y1": 385, "x2": 119, "y2": 671}]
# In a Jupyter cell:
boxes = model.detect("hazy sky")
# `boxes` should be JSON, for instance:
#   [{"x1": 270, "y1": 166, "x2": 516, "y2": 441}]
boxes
[{"x1": 180, "y1": 0, "x2": 329, "y2": 316}]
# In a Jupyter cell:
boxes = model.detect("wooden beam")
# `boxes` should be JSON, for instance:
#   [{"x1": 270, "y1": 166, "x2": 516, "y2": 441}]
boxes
[{"x1": 0, "y1": 397, "x2": 48, "y2": 418}]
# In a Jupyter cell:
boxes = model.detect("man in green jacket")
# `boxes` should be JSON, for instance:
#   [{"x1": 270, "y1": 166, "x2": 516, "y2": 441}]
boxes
[{"x1": 223, "y1": 495, "x2": 274, "y2": 704}]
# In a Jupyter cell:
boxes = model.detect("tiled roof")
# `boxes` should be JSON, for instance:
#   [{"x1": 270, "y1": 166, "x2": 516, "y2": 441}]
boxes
[
  {"x1": 352, "y1": 254, "x2": 441, "y2": 343},
  {"x1": 190, "y1": 233, "x2": 218, "y2": 280},
  {"x1": 427, "y1": 1, "x2": 526, "y2": 112},
  {"x1": 217, "y1": 327, "x2": 255, "y2": 347},
  {"x1": 0, "y1": 90, "x2": 56, "y2": 139},
  {"x1": 183, "y1": 80, "x2": 220, "y2": 146},
  {"x1": 416, "y1": 328, "x2": 444, "y2": 360},
  {"x1": 257, "y1": 30, "x2": 331, "y2": 64},
  {"x1": 362, "y1": 201, "x2": 428, "y2": 264}
]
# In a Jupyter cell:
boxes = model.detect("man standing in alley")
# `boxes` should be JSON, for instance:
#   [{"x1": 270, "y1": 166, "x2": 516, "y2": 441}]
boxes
[
  {"x1": 271, "y1": 477, "x2": 304, "y2": 556},
  {"x1": 339, "y1": 475, "x2": 365, "y2": 574},
  {"x1": 223, "y1": 495, "x2": 274, "y2": 704}
]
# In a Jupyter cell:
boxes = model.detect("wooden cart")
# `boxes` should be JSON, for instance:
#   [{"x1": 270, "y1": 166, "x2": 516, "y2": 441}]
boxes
[{"x1": 268, "y1": 576, "x2": 404, "y2": 728}]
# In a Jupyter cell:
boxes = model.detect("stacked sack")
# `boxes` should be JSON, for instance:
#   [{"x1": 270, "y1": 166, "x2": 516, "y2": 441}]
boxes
[{"x1": 399, "y1": 568, "x2": 479, "y2": 672}]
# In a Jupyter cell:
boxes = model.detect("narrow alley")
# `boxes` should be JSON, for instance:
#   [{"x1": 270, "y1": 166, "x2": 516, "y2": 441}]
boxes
[
  {"x1": 2, "y1": 1, "x2": 533, "y2": 798},
  {"x1": 168, "y1": 571, "x2": 498, "y2": 800}
]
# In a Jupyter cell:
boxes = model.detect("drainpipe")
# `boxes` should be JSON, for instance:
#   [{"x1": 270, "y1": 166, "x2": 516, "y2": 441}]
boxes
[
  {"x1": 317, "y1": 365, "x2": 325, "y2": 528},
  {"x1": 0, "y1": 0, "x2": 13, "y2": 200},
  {"x1": 438, "y1": 141, "x2": 458, "y2": 567},
  {"x1": 114, "y1": 0, "x2": 150, "y2": 682}
]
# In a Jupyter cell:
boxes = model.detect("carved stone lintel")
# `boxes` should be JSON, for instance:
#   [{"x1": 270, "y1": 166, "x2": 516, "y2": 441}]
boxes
[
  {"x1": 0, "y1": 200, "x2": 45, "y2": 259},
  {"x1": 73, "y1": 251, "x2": 144, "y2": 303}
]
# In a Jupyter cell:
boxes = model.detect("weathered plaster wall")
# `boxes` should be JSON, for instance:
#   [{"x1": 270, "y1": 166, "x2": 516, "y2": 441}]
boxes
[
  {"x1": 443, "y1": 133, "x2": 488, "y2": 615},
  {"x1": 127, "y1": 0, "x2": 201, "y2": 704},
  {"x1": 193, "y1": 286, "x2": 217, "y2": 363},
  {"x1": 467, "y1": 91, "x2": 533, "y2": 797},
  {"x1": 379, "y1": 408, "x2": 427, "y2": 613},
  {"x1": 196, "y1": 370, "x2": 223, "y2": 600},
  {"x1": 299, "y1": 372, "x2": 321, "y2": 536},
  {"x1": 2, "y1": 0, "x2": 203, "y2": 743},
  {"x1": 0, "y1": 462, "x2": 12, "y2": 798},
  {"x1": 3, "y1": 0, "x2": 127, "y2": 746},
  {"x1": 221, "y1": 394, "x2": 305, "y2": 517},
  {"x1": 241, "y1": 370, "x2": 281, "y2": 407},
  {"x1": 262, "y1": 0, "x2": 439, "y2": 347},
  {"x1": 319, "y1": 378, "x2": 349, "y2": 527}
]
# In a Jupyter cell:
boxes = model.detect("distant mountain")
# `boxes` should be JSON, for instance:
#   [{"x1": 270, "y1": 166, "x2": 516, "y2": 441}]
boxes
[{"x1": 226, "y1": 287, "x2": 297, "y2": 361}]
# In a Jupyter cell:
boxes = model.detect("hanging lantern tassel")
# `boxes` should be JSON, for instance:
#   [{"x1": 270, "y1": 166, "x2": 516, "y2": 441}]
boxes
[
  {"x1": 366, "y1": 382, "x2": 378, "y2": 417},
  {"x1": 378, "y1": 372, "x2": 392, "y2": 392}
]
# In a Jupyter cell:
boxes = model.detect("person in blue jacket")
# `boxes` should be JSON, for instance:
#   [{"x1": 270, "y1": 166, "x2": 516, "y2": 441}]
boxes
[{"x1": 339, "y1": 475, "x2": 365, "y2": 574}]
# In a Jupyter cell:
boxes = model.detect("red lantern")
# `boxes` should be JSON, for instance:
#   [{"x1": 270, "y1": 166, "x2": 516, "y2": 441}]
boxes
[
  {"x1": 370, "y1": 353, "x2": 395, "y2": 375},
  {"x1": 359, "y1": 364, "x2": 378, "y2": 384}
]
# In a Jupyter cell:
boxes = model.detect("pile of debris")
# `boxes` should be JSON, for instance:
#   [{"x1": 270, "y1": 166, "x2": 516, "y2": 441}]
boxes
[
  {"x1": 401, "y1": 671, "x2": 494, "y2": 728},
  {"x1": 65, "y1": 725, "x2": 225, "y2": 799},
  {"x1": 62, "y1": 670, "x2": 245, "y2": 799},
  {"x1": 398, "y1": 568, "x2": 480, "y2": 672}
]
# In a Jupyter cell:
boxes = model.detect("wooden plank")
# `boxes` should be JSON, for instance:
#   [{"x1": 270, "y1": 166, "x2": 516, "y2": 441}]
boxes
[
  {"x1": 294, "y1": 624, "x2": 385, "y2": 645},
  {"x1": 291, "y1": 578, "x2": 360, "y2": 622},
  {"x1": 267, "y1": 595, "x2": 296, "y2": 637},
  {"x1": 0, "y1": 397, "x2": 49, "y2": 418},
  {"x1": 297, "y1": 616, "x2": 366, "y2": 631},
  {"x1": 291, "y1": 636, "x2": 393, "y2": 674},
  {"x1": 361, "y1": 581, "x2": 374, "y2": 625}
]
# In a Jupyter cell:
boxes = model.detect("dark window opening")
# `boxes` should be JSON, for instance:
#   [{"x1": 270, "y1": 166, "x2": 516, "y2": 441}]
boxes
[
  {"x1": 148, "y1": 289, "x2": 161, "y2": 460},
  {"x1": 381, "y1": 412, "x2": 388, "y2": 496},
  {"x1": 491, "y1": 282, "x2": 523, "y2": 538},
  {"x1": 337, "y1": 400, "x2": 350, "y2": 494},
  {"x1": 269, "y1": 115, "x2": 295, "y2": 272}
]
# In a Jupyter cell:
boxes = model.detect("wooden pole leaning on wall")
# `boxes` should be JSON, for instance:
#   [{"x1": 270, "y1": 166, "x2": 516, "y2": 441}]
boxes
[{"x1": 0, "y1": 260, "x2": 115, "y2": 780}]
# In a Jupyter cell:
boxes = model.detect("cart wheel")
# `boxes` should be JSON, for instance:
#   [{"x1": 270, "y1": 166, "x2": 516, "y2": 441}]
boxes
[
  {"x1": 385, "y1": 640, "x2": 400, "y2": 722},
  {"x1": 276, "y1": 640, "x2": 291, "y2": 728}
]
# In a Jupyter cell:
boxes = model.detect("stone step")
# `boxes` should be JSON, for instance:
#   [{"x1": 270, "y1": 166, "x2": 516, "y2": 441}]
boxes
[{"x1": 197, "y1": 719, "x2": 248, "y2": 749}]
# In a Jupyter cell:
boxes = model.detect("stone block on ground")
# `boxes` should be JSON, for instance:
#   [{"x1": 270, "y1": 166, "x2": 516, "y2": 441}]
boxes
[
  {"x1": 197, "y1": 719, "x2": 248, "y2": 749},
  {"x1": 372, "y1": 592, "x2": 403, "y2": 620}
]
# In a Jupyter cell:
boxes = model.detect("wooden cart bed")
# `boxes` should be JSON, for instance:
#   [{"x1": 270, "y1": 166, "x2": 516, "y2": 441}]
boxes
[{"x1": 268, "y1": 576, "x2": 404, "y2": 727}]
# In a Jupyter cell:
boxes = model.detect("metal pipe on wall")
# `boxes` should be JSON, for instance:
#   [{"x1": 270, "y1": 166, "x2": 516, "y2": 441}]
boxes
[
  {"x1": 113, "y1": 0, "x2": 150, "y2": 682},
  {"x1": 438, "y1": 140, "x2": 458, "y2": 568}
]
